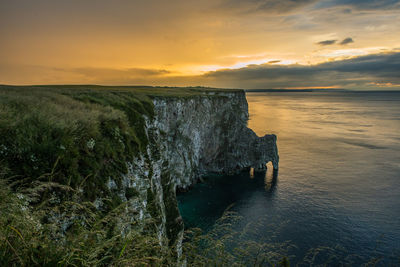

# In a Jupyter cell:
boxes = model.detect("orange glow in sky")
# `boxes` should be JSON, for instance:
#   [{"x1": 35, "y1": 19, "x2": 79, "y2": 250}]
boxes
[{"x1": 0, "y1": 0, "x2": 399, "y2": 89}]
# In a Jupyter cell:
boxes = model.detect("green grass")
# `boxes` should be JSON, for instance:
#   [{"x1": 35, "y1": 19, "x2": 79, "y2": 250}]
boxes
[
  {"x1": 0, "y1": 177, "x2": 177, "y2": 266},
  {"x1": 0, "y1": 174, "x2": 294, "y2": 267},
  {"x1": 1, "y1": 85, "x2": 242, "y2": 97},
  {"x1": 0, "y1": 85, "x2": 241, "y2": 201}
]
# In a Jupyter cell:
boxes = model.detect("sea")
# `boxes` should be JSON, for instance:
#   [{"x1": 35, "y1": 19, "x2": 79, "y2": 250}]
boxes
[{"x1": 177, "y1": 91, "x2": 400, "y2": 265}]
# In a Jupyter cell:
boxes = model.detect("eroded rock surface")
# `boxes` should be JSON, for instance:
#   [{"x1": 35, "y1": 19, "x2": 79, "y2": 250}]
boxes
[
  {"x1": 152, "y1": 90, "x2": 278, "y2": 188},
  {"x1": 52, "y1": 90, "x2": 278, "y2": 253},
  {"x1": 123, "y1": 90, "x2": 279, "y2": 248}
]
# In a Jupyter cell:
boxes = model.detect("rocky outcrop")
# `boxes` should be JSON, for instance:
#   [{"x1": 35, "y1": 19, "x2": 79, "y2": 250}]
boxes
[
  {"x1": 152, "y1": 91, "x2": 278, "y2": 187},
  {"x1": 114, "y1": 90, "x2": 279, "y2": 252}
]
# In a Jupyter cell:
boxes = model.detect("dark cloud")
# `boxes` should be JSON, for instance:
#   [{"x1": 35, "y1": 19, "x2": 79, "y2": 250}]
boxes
[
  {"x1": 318, "y1": 52, "x2": 400, "y2": 77},
  {"x1": 317, "y1": 39, "x2": 337, "y2": 45},
  {"x1": 268, "y1": 60, "x2": 281, "y2": 64},
  {"x1": 201, "y1": 52, "x2": 400, "y2": 89},
  {"x1": 316, "y1": 0, "x2": 400, "y2": 10},
  {"x1": 344, "y1": 0, "x2": 400, "y2": 9},
  {"x1": 221, "y1": 0, "x2": 318, "y2": 14},
  {"x1": 340, "y1": 37, "x2": 354, "y2": 45}
]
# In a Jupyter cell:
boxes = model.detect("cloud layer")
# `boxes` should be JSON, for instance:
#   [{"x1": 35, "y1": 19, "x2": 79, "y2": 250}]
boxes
[
  {"x1": 3, "y1": 51, "x2": 398, "y2": 90},
  {"x1": 199, "y1": 51, "x2": 400, "y2": 89}
]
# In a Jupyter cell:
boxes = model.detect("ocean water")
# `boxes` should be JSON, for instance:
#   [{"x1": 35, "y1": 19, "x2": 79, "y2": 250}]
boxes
[{"x1": 177, "y1": 91, "x2": 400, "y2": 265}]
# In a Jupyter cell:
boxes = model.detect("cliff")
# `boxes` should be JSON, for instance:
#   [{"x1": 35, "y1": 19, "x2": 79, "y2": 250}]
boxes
[
  {"x1": 117, "y1": 90, "x2": 278, "y2": 250},
  {"x1": 0, "y1": 85, "x2": 278, "y2": 261}
]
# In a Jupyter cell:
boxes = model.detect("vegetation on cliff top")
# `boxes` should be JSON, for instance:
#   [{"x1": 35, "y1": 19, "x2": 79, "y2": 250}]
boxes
[{"x1": 0, "y1": 85, "x2": 240, "y2": 200}]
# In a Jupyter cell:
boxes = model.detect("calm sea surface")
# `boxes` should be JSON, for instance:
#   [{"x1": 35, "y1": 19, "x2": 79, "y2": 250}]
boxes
[{"x1": 178, "y1": 92, "x2": 400, "y2": 265}]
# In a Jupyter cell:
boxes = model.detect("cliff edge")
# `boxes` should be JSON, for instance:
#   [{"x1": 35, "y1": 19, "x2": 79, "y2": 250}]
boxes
[
  {"x1": 0, "y1": 85, "x2": 278, "y2": 259},
  {"x1": 121, "y1": 90, "x2": 278, "y2": 249}
]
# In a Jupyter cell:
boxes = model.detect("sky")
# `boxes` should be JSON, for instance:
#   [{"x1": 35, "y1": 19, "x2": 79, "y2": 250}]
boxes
[{"x1": 0, "y1": 0, "x2": 399, "y2": 89}]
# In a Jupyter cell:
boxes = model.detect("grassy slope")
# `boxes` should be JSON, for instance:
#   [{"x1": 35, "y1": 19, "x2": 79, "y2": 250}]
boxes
[{"x1": 0, "y1": 85, "x2": 241, "y2": 200}]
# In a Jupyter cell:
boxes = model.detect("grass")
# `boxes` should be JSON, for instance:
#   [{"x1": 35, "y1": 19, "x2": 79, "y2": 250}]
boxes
[
  {"x1": 0, "y1": 85, "x2": 241, "y2": 201},
  {"x1": 0, "y1": 172, "x2": 294, "y2": 266},
  {"x1": 0, "y1": 176, "x2": 176, "y2": 266},
  {"x1": 0, "y1": 85, "x2": 242, "y2": 97},
  {"x1": 1, "y1": 167, "x2": 395, "y2": 266}
]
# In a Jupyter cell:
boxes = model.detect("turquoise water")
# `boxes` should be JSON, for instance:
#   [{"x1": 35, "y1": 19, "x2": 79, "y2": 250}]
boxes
[{"x1": 178, "y1": 91, "x2": 400, "y2": 265}]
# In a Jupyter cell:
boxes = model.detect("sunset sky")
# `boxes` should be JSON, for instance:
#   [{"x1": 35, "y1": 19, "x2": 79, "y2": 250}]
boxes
[{"x1": 1, "y1": 0, "x2": 399, "y2": 89}]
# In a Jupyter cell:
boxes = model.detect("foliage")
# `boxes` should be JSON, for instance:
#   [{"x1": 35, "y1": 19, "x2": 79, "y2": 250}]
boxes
[
  {"x1": 0, "y1": 179, "x2": 291, "y2": 266},
  {"x1": 183, "y1": 209, "x2": 294, "y2": 267},
  {"x1": 1, "y1": 172, "x2": 397, "y2": 266},
  {"x1": 0, "y1": 170, "x2": 291, "y2": 267},
  {"x1": 0, "y1": 85, "x2": 240, "y2": 201},
  {"x1": 0, "y1": 85, "x2": 153, "y2": 201},
  {"x1": 0, "y1": 176, "x2": 177, "y2": 267}
]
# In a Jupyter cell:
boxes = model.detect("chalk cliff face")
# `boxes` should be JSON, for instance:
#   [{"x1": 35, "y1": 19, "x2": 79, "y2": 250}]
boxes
[
  {"x1": 152, "y1": 91, "x2": 279, "y2": 187},
  {"x1": 115, "y1": 90, "x2": 279, "y2": 249}
]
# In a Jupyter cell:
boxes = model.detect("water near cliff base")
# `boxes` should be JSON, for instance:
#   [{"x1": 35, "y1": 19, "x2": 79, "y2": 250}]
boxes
[{"x1": 178, "y1": 91, "x2": 400, "y2": 265}]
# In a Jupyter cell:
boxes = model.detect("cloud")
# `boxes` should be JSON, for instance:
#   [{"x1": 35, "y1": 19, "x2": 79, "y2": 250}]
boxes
[
  {"x1": 56, "y1": 67, "x2": 173, "y2": 84},
  {"x1": 0, "y1": 65, "x2": 173, "y2": 85},
  {"x1": 69, "y1": 67, "x2": 171, "y2": 78},
  {"x1": 340, "y1": 37, "x2": 354, "y2": 45},
  {"x1": 318, "y1": 51, "x2": 400, "y2": 77},
  {"x1": 267, "y1": 60, "x2": 281, "y2": 64},
  {"x1": 316, "y1": 0, "x2": 400, "y2": 10},
  {"x1": 199, "y1": 51, "x2": 400, "y2": 89},
  {"x1": 1, "y1": 0, "x2": 399, "y2": 88},
  {"x1": 1, "y1": 52, "x2": 399, "y2": 90},
  {"x1": 317, "y1": 39, "x2": 337, "y2": 45},
  {"x1": 345, "y1": 0, "x2": 400, "y2": 10},
  {"x1": 221, "y1": 0, "x2": 318, "y2": 14}
]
